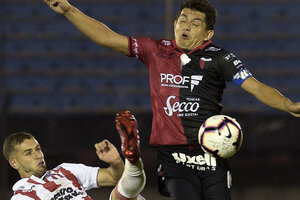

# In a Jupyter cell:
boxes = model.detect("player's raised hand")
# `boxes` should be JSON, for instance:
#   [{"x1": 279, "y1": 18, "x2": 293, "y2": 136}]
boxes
[
  {"x1": 43, "y1": 0, "x2": 72, "y2": 14},
  {"x1": 95, "y1": 140, "x2": 121, "y2": 164},
  {"x1": 287, "y1": 102, "x2": 300, "y2": 117}
]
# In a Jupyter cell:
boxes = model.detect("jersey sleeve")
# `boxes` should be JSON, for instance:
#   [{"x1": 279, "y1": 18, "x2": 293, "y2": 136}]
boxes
[
  {"x1": 218, "y1": 52, "x2": 253, "y2": 86},
  {"x1": 60, "y1": 163, "x2": 99, "y2": 191},
  {"x1": 128, "y1": 37, "x2": 157, "y2": 67}
]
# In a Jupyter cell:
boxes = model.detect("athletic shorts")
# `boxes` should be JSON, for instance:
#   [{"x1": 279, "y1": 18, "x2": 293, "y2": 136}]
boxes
[{"x1": 156, "y1": 144, "x2": 232, "y2": 200}]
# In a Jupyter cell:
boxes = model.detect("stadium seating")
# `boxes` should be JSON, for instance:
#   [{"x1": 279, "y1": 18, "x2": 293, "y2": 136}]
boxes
[{"x1": 1, "y1": 0, "x2": 300, "y2": 114}]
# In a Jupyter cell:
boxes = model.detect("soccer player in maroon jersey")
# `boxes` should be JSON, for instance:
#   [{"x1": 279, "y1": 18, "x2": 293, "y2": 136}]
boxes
[
  {"x1": 3, "y1": 111, "x2": 145, "y2": 200},
  {"x1": 43, "y1": 0, "x2": 300, "y2": 199}
]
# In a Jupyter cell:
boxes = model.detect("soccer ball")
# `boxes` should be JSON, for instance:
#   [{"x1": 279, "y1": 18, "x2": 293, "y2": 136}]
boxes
[{"x1": 198, "y1": 115, "x2": 243, "y2": 159}]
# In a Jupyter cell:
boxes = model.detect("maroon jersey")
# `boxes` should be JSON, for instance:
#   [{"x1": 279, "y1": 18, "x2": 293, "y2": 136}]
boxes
[{"x1": 128, "y1": 37, "x2": 252, "y2": 146}]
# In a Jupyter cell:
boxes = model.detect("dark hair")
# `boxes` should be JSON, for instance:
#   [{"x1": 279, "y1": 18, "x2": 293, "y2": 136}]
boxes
[
  {"x1": 3, "y1": 132, "x2": 34, "y2": 161},
  {"x1": 176, "y1": 0, "x2": 217, "y2": 30}
]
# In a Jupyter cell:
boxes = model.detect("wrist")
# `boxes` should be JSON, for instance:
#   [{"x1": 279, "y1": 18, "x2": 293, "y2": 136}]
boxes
[
  {"x1": 110, "y1": 157, "x2": 124, "y2": 167},
  {"x1": 284, "y1": 99, "x2": 294, "y2": 112},
  {"x1": 64, "y1": 5, "x2": 76, "y2": 17}
]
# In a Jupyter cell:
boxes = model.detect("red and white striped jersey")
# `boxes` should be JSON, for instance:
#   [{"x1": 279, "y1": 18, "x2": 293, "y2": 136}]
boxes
[{"x1": 11, "y1": 163, "x2": 99, "y2": 200}]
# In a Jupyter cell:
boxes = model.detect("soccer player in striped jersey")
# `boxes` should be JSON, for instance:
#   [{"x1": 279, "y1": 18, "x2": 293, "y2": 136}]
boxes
[{"x1": 3, "y1": 111, "x2": 145, "y2": 200}]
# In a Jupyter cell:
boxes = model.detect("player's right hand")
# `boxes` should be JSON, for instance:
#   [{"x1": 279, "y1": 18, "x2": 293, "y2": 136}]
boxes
[
  {"x1": 43, "y1": 0, "x2": 72, "y2": 15},
  {"x1": 288, "y1": 102, "x2": 300, "y2": 117},
  {"x1": 95, "y1": 140, "x2": 121, "y2": 164}
]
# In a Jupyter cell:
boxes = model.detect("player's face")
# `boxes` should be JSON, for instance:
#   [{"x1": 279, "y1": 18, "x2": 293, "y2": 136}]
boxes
[
  {"x1": 11, "y1": 138, "x2": 47, "y2": 178},
  {"x1": 174, "y1": 8, "x2": 214, "y2": 51}
]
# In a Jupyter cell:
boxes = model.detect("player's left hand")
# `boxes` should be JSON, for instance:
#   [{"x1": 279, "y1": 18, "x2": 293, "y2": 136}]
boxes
[{"x1": 95, "y1": 140, "x2": 121, "y2": 164}]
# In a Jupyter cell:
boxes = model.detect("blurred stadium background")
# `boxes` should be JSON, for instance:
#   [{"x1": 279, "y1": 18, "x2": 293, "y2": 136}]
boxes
[{"x1": 1, "y1": 0, "x2": 300, "y2": 199}]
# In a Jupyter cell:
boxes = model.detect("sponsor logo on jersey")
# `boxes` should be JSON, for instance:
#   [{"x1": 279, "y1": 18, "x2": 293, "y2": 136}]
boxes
[
  {"x1": 18, "y1": 185, "x2": 35, "y2": 192},
  {"x1": 190, "y1": 75, "x2": 203, "y2": 91},
  {"x1": 172, "y1": 152, "x2": 217, "y2": 171},
  {"x1": 205, "y1": 47, "x2": 221, "y2": 52},
  {"x1": 161, "y1": 40, "x2": 171, "y2": 46},
  {"x1": 50, "y1": 187, "x2": 84, "y2": 200},
  {"x1": 160, "y1": 73, "x2": 203, "y2": 92},
  {"x1": 233, "y1": 59, "x2": 241, "y2": 66},
  {"x1": 224, "y1": 53, "x2": 243, "y2": 68},
  {"x1": 223, "y1": 53, "x2": 236, "y2": 62},
  {"x1": 233, "y1": 59, "x2": 243, "y2": 69},
  {"x1": 163, "y1": 95, "x2": 200, "y2": 117}
]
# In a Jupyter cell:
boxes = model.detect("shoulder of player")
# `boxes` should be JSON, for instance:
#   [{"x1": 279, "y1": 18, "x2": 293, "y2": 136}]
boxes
[
  {"x1": 54, "y1": 163, "x2": 87, "y2": 171},
  {"x1": 203, "y1": 44, "x2": 241, "y2": 63},
  {"x1": 202, "y1": 44, "x2": 228, "y2": 56},
  {"x1": 138, "y1": 37, "x2": 173, "y2": 47},
  {"x1": 12, "y1": 178, "x2": 32, "y2": 192},
  {"x1": 146, "y1": 38, "x2": 173, "y2": 48},
  {"x1": 131, "y1": 37, "x2": 172, "y2": 52}
]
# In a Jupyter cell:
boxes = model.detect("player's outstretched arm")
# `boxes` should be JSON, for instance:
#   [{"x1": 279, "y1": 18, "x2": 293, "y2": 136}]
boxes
[
  {"x1": 43, "y1": 0, "x2": 129, "y2": 55},
  {"x1": 95, "y1": 140, "x2": 125, "y2": 187},
  {"x1": 242, "y1": 77, "x2": 300, "y2": 117}
]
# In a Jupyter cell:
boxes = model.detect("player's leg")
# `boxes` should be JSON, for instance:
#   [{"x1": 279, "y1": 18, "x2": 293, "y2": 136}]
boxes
[
  {"x1": 156, "y1": 146, "x2": 203, "y2": 200},
  {"x1": 112, "y1": 159, "x2": 145, "y2": 200},
  {"x1": 165, "y1": 177, "x2": 202, "y2": 200},
  {"x1": 201, "y1": 169, "x2": 232, "y2": 200},
  {"x1": 112, "y1": 110, "x2": 146, "y2": 200}
]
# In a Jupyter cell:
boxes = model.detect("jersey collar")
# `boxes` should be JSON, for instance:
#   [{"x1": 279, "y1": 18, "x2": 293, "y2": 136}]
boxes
[
  {"x1": 172, "y1": 40, "x2": 212, "y2": 54},
  {"x1": 12, "y1": 171, "x2": 50, "y2": 191}
]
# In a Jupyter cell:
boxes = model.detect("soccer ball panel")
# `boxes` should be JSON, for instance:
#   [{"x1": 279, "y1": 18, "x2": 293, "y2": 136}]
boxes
[{"x1": 198, "y1": 115, "x2": 243, "y2": 159}]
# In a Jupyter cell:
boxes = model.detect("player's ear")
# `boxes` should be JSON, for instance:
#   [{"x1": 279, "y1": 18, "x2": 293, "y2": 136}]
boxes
[
  {"x1": 174, "y1": 20, "x2": 178, "y2": 28},
  {"x1": 9, "y1": 158, "x2": 20, "y2": 170},
  {"x1": 204, "y1": 30, "x2": 214, "y2": 41}
]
